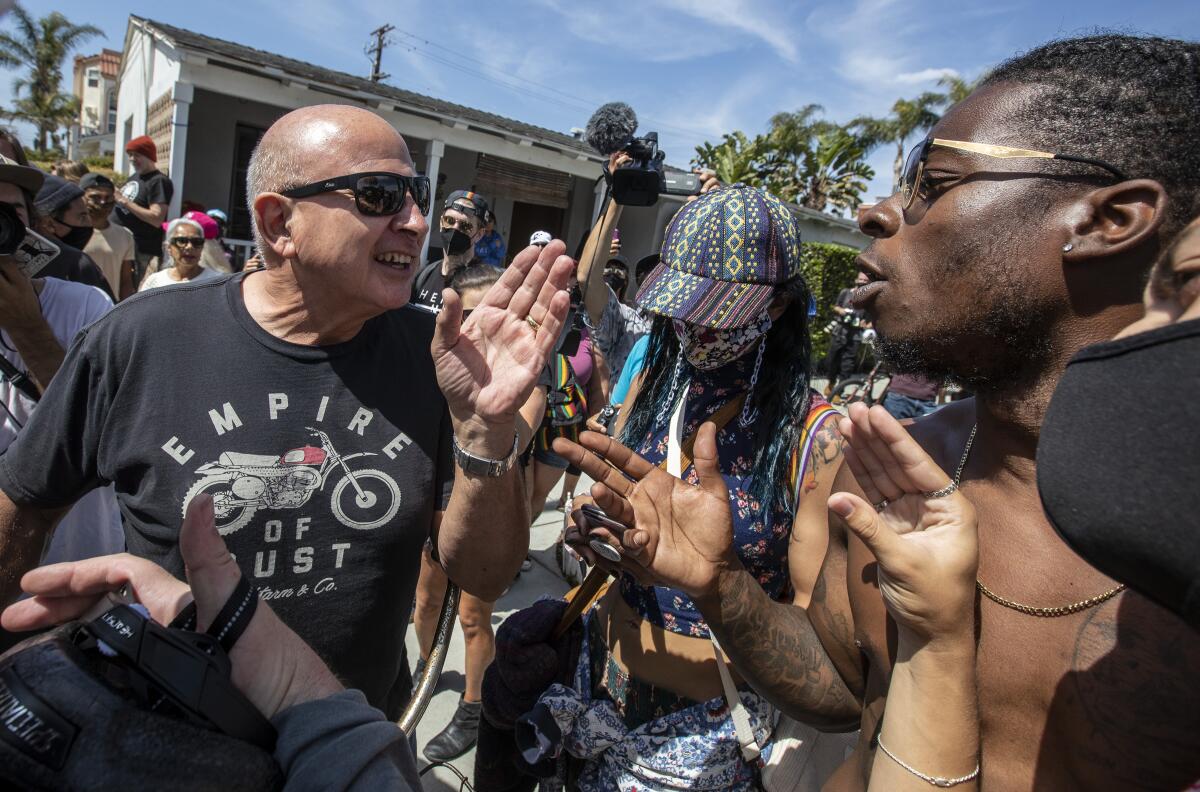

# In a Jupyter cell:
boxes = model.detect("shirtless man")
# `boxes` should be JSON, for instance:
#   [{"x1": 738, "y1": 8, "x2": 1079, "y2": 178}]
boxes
[{"x1": 555, "y1": 34, "x2": 1200, "y2": 790}]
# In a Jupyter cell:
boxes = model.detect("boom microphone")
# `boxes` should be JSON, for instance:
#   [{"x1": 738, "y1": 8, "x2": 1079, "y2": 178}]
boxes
[{"x1": 585, "y1": 102, "x2": 638, "y2": 156}]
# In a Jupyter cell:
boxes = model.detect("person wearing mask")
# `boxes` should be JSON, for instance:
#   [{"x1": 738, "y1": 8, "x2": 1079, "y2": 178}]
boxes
[
  {"x1": 475, "y1": 209, "x2": 506, "y2": 267},
  {"x1": 603, "y1": 254, "x2": 629, "y2": 303},
  {"x1": 112, "y1": 135, "x2": 173, "y2": 286},
  {"x1": 410, "y1": 190, "x2": 488, "y2": 313},
  {"x1": 31, "y1": 174, "x2": 114, "y2": 299},
  {"x1": 0, "y1": 157, "x2": 121, "y2": 621},
  {"x1": 553, "y1": 35, "x2": 1200, "y2": 790},
  {"x1": 80, "y1": 173, "x2": 137, "y2": 301},
  {"x1": 413, "y1": 264, "x2": 550, "y2": 763},
  {"x1": 516, "y1": 186, "x2": 847, "y2": 790},
  {"x1": 138, "y1": 216, "x2": 224, "y2": 291}
]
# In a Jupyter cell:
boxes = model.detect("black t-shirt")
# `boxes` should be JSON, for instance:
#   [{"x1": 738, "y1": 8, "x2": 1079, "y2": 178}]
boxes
[
  {"x1": 112, "y1": 169, "x2": 174, "y2": 255},
  {"x1": 39, "y1": 244, "x2": 114, "y2": 301},
  {"x1": 0, "y1": 272, "x2": 453, "y2": 718},
  {"x1": 410, "y1": 256, "x2": 480, "y2": 314}
]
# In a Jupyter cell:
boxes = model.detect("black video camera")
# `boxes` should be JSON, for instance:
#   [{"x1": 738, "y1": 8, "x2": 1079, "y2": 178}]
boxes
[{"x1": 610, "y1": 132, "x2": 700, "y2": 207}]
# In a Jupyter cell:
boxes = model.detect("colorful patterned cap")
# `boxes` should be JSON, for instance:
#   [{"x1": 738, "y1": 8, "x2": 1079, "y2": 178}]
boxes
[{"x1": 635, "y1": 185, "x2": 803, "y2": 329}]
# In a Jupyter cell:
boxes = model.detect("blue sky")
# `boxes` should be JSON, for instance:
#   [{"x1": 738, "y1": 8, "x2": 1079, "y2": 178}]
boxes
[{"x1": 3, "y1": 0, "x2": 1197, "y2": 205}]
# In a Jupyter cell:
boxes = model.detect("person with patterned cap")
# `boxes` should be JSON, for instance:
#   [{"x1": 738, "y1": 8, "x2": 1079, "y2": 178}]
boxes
[
  {"x1": 410, "y1": 189, "x2": 489, "y2": 313},
  {"x1": 497, "y1": 185, "x2": 849, "y2": 790},
  {"x1": 112, "y1": 135, "x2": 174, "y2": 286}
]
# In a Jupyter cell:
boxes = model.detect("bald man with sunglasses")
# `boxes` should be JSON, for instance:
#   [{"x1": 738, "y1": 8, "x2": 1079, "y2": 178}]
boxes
[{"x1": 0, "y1": 104, "x2": 574, "y2": 721}]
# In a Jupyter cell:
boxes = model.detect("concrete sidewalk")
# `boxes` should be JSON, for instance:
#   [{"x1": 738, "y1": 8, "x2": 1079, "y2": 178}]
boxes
[{"x1": 409, "y1": 477, "x2": 579, "y2": 790}]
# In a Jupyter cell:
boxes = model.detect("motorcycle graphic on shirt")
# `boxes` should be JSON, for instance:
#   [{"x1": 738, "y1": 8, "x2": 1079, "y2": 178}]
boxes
[{"x1": 181, "y1": 427, "x2": 400, "y2": 535}]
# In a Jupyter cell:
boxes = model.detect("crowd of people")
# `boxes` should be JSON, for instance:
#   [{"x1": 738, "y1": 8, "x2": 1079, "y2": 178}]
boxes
[{"x1": 0, "y1": 31, "x2": 1196, "y2": 792}]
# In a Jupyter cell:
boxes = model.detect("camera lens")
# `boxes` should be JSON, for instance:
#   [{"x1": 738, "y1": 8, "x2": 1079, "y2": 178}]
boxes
[{"x1": 0, "y1": 202, "x2": 25, "y2": 256}]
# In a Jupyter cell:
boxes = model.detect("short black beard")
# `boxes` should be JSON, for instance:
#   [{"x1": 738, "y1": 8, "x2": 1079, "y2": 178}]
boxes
[{"x1": 874, "y1": 298, "x2": 1057, "y2": 398}]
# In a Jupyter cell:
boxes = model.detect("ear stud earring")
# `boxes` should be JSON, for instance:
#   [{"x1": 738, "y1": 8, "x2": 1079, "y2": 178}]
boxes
[{"x1": 1062, "y1": 243, "x2": 1074, "y2": 252}]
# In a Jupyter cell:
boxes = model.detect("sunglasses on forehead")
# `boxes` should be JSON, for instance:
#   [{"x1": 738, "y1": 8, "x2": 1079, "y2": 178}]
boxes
[
  {"x1": 281, "y1": 172, "x2": 431, "y2": 217},
  {"x1": 899, "y1": 138, "x2": 1129, "y2": 211}
]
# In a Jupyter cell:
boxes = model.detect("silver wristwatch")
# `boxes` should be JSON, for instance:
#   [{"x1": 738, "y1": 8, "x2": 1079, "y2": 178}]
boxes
[{"x1": 451, "y1": 431, "x2": 520, "y2": 477}]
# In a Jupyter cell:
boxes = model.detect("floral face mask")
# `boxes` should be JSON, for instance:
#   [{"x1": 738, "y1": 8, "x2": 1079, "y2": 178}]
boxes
[{"x1": 673, "y1": 313, "x2": 772, "y2": 371}]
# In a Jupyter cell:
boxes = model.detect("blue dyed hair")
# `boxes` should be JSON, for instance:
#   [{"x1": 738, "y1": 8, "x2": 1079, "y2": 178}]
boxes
[{"x1": 621, "y1": 274, "x2": 814, "y2": 510}]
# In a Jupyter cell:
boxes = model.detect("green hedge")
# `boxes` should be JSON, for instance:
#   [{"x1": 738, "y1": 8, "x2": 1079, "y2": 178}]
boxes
[{"x1": 799, "y1": 241, "x2": 860, "y2": 362}]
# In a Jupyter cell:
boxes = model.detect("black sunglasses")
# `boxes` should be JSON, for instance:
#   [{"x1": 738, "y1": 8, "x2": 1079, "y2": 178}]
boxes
[
  {"x1": 281, "y1": 172, "x2": 431, "y2": 217},
  {"x1": 170, "y1": 237, "x2": 204, "y2": 248},
  {"x1": 900, "y1": 138, "x2": 1129, "y2": 211}
]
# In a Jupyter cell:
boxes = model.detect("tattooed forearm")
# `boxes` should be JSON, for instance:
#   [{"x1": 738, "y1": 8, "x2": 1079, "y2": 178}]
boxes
[{"x1": 706, "y1": 571, "x2": 862, "y2": 729}]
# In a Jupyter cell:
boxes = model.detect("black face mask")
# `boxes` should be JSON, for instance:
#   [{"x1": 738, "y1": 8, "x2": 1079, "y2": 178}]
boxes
[
  {"x1": 1037, "y1": 319, "x2": 1200, "y2": 629},
  {"x1": 440, "y1": 228, "x2": 473, "y2": 257},
  {"x1": 58, "y1": 224, "x2": 94, "y2": 250},
  {"x1": 605, "y1": 272, "x2": 628, "y2": 298}
]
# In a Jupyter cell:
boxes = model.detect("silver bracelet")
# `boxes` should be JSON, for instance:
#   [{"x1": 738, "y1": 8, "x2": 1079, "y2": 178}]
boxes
[{"x1": 876, "y1": 735, "x2": 980, "y2": 788}]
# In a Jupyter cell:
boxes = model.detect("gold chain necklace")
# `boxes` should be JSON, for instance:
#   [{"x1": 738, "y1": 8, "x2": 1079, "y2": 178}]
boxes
[{"x1": 954, "y1": 424, "x2": 1127, "y2": 618}]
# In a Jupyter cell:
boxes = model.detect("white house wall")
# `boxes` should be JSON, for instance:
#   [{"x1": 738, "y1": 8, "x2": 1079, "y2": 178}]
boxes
[
  {"x1": 176, "y1": 58, "x2": 601, "y2": 181},
  {"x1": 114, "y1": 26, "x2": 182, "y2": 175}
]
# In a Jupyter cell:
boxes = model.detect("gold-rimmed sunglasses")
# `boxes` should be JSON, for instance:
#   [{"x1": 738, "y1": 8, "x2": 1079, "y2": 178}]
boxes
[{"x1": 899, "y1": 138, "x2": 1129, "y2": 210}]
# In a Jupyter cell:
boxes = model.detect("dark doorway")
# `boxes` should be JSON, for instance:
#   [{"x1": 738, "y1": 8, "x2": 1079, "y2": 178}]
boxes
[
  {"x1": 506, "y1": 201, "x2": 565, "y2": 266},
  {"x1": 228, "y1": 123, "x2": 267, "y2": 243}
]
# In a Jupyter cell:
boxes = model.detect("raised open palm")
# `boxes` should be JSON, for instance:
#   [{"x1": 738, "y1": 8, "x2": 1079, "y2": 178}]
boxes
[
  {"x1": 432, "y1": 241, "x2": 573, "y2": 433},
  {"x1": 829, "y1": 403, "x2": 978, "y2": 641},
  {"x1": 553, "y1": 424, "x2": 740, "y2": 600}
]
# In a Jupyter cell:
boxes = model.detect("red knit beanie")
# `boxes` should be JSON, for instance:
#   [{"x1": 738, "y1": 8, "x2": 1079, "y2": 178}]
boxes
[{"x1": 125, "y1": 135, "x2": 157, "y2": 162}]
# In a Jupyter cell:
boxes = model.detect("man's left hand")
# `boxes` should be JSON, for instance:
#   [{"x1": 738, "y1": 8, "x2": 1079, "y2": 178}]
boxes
[
  {"x1": 432, "y1": 240, "x2": 573, "y2": 457},
  {"x1": 0, "y1": 257, "x2": 45, "y2": 333}
]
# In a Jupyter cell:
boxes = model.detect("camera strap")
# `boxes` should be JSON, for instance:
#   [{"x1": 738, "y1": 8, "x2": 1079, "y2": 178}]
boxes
[
  {"x1": 168, "y1": 575, "x2": 259, "y2": 655},
  {"x1": 0, "y1": 354, "x2": 40, "y2": 403},
  {"x1": 85, "y1": 602, "x2": 276, "y2": 751}
]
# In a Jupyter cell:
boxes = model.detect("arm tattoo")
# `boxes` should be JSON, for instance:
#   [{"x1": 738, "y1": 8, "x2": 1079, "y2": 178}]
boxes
[
  {"x1": 801, "y1": 419, "x2": 845, "y2": 494},
  {"x1": 709, "y1": 571, "x2": 861, "y2": 729}
]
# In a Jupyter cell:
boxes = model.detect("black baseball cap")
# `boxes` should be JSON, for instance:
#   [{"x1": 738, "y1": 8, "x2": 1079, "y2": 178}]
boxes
[
  {"x1": 78, "y1": 173, "x2": 115, "y2": 191},
  {"x1": 443, "y1": 190, "x2": 489, "y2": 221}
]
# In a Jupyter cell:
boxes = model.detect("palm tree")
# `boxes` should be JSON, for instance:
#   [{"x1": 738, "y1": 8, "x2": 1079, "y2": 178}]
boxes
[
  {"x1": 795, "y1": 129, "x2": 874, "y2": 214},
  {"x1": 692, "y1": 131, "x2": 769, "y2": 186},
  {"x1": 850, "y1": 91, "x2": 947, "y2": 190},
  {"x1": 938, "y1": 73, "x2": 984, "y2": 106},
  {"x1": 761, "y1": 104, "x2": 835, "y2": 202},
  {"x1": 0, "y1": 5, "x2": 103, "y2": 152}
]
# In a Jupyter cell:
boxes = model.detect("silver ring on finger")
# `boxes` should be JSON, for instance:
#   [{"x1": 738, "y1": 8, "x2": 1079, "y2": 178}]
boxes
[
  {"x1": 922, "y1": 481, "x2": 958, "y2": 499},
  {"x1": 873, "y1": 498, "x2": 890, "y2": 512}
]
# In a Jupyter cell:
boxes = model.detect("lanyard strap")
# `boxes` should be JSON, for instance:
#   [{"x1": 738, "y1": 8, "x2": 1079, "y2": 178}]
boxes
[{"x1": 664, "y1": 391, "x2": 747, "y2": 476}]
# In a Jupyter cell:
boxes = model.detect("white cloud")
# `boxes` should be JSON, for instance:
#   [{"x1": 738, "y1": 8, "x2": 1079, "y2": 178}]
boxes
[
  {"x1": 805, "y1": 0, "x2": 972, "y2": 101},
  {"x1": 658, "y1": 0, "x2": 801, "y2": 63},
  {"x1": 531, "y1": 0, "x2": 799, "y2": 64},
  {"x1": 895, "y1": 67, "x2": 959, "y2": 84}
]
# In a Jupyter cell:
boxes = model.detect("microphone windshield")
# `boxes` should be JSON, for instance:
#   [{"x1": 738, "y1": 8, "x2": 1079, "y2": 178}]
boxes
[{"x1": 585, "y1": 103, "x2": 638, "y2": 156}]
